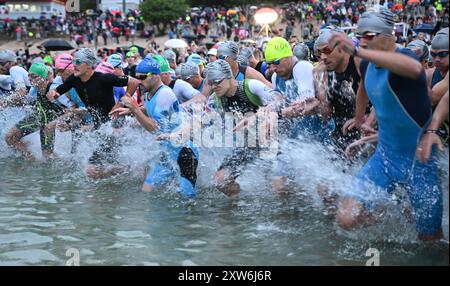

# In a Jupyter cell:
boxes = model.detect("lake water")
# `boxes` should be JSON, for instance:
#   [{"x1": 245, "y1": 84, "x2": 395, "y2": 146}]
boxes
[{"x1": 0, "y1": 107, "x2": 448, "y2": 265}]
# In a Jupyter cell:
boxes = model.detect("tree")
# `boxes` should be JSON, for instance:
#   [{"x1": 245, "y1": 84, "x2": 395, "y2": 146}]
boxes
[
  {"x1": 140, "y1": 0, "x2": 189, "y2": 35},
  {"x1": 80, "y1": 0, "x2": 97, "y2": 11}
]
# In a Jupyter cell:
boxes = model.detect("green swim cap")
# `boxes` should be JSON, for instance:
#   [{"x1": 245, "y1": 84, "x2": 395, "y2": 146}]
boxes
[
  {"x1": 29, "y1": 62, "x2": 49, "y2": 79},
  {"x1": 130, "y1": 46, "x2": 139, "y2": 53},
  {"x1": 43, "y1": 55, "x2": 53, "y2": 66},
  {"x1": 152, "y1": 54, "x2": 170, "y2": 73},
  {"x1": 265, "y1": 37, "x2": 293, "y2": 63},
  {"x1": 126, "y1": 51, "x2": 135, "y2": 58}
]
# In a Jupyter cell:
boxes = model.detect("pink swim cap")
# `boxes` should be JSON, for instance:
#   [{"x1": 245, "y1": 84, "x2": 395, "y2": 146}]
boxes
[
  {"x1": 95, "y1": 61, "x2": 115, "y2": 74},
  {"x1": 55, "y1": 53, "x2": 74, "y2": 71}
]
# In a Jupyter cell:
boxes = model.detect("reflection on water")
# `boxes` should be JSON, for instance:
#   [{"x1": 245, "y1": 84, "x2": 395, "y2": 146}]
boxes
[{"x1": 0, "y1": 107, "x2": 448, "y2": 265}]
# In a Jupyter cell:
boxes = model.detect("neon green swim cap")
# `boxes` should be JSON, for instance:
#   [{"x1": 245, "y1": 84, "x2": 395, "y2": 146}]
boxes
[
  {"x1": 152, "y1": 54, "x2": 170, "y2": 73},
  {"x1": 43, "y1": 55, "x2": 53, "y2": 66},
  {"x1": 264, "y1": 37, "x2": 293, "y2": 63},
  {"x1": 29, "y1": 62, "x2": 49, "y2": 79},
  {"x1": 130, "y1": 46, "x2": 139, "y2": 53}
]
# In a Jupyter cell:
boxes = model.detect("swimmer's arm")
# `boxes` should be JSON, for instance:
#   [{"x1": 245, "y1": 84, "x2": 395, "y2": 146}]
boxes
[
  {"x1": 125, "y1": 76, "x2": 139, "y2": 97},
  {"x1": 354, "y1": 80, "x2": 369, "y2": 127},
  {"x1": 417, "y1": 91, "x2": 448, "y2": 163},
  {"x1": 130, "y1": 104, "x2": 159, "y2": 133},
  {"x1": 429, "y1": 72, "x2": 449, "y2": 107},
  {"x1": 356, "y1": 48, "x2": 423, "y2": 79},
  {"x1": 329, "y1": 33, "x2": 422, "y2": 79},
  {"x1": 313, "y1": 64, "x2": 331, "y2": 119},
  {"x1": 429, "y1": 90, "x2": 449, "y2": 131},
  {"x1": 246, "y1": 66, "x2": 273, "y2": 88},
  {"x1": 180, "y1": 92, "x2": 206, "y2": 108}
]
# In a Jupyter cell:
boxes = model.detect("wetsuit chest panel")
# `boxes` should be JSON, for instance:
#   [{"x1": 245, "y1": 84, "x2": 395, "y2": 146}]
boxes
[
  {"x1": 364, "y1": 64, "x2": 425, "y2": 152},
  {"x1": 145, "y1": 85, "x2": 180, "y2": 134},
  {"x1": 221, "y1": 82, "x2": 259, "y2": 114},
  {"x1": 431, "y1": 68, "x2": 445, "y2": 88}
]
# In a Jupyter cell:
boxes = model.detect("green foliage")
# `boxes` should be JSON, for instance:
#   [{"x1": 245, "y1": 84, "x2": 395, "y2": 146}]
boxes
[
  {"x1": 80, "y1": 0, "x2": 97, "y2": 11},
  {"x1": 140, "y1": 0, "x2": 189, "y2": 24}
]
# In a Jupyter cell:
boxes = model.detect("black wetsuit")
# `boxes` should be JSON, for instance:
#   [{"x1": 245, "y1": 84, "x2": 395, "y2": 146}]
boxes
[
  {"x1": 16, "y1": 84, "x2": 64, "y2": 153},
  {"x1": 216, "y1": 81, "x2": 262, "y2": 179},
  {"x1": 56, "y1": 72, "x2": 129, "y2": 165},
  {"x1": 327, "y1": 56, "x2": 361, "y2": 150}
]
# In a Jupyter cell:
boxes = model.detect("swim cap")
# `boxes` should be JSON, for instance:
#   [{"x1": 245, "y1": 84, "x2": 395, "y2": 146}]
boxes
[
  {"x1": 0, "y1": 50, "x2": 17, "y2": 63},
  {"x1": 55, "y1": 53, "x2": 74, "y2": 71},
  {"x1": 205, "y1": 59, "x2": 233, "y2": 81},
  {"x1": 406, "y1": 40, "x2": 430, "y2": 61},
  {"x1": 126, "y1": 51, "x2": 135, "y2": 58},
  {"x1": 29, "y1": 62, "x2": 49, "y2": 79},
  {"x1": 180, "y1": 61, "x2": 200, "y2": 80},
  {"x1": 293, "y1": 43, "x2": 310, "y2": 61},
  {"x1": 175, "y1": 64, "x2": 183, "y2": 77},
  {"x1": 163, "y1": 49, "x2": 177, "y2": 63},
  {"x1": 217, "y1": 41, "x2": 239, "y2": 61},
  {"x1": 431, "y1": 28, "x2": 449, "y2": 50},
  {"x1": 129, "y1": 46, "x2": 139, "y2": 53},
  {"x1": 0, "y1": 75, "x2": 13, "y2": 90},
  {"x1": 207, "y1": 48, "x2": 218, "y2": 56},
  {"x1": 152, "y1": 54, "x2": 170, "y2": 73},
  {"x1": 187, "y1": 53, "x2": 203, "y2": 65},
  {"x1": 237, "y1": 54, "x2": 249, "y2": 69},
  {"x1": 32, "y1": 57, "x2": 44, "y2": 64},
  {"x1": 136, "y1": 57, "x2": 160, "y2": 75},
  {"x1": 107, "y1": 53, "x2": 124, "y2": 68},
  {"x1": 74, "y1": 48, "x2": 98, "y2": 67},
  {"x1": 239, "y1": 47, "x2": 254, "y2": 60},
  {"x1": 357, "y1": 7, "x2": 395, "y2": 36},
  {"x1": 265, "y1": 37, "x2": 293, "y2": 63},
  {"x1": 95, "y1": 61, "x2": 115, "y2": 74},
  {"x1": 314, "y1": 27, "x2": 343, "y2": 49},
  {"x1": 43, "y1": 55, "x2": 54, "y2": 66}
]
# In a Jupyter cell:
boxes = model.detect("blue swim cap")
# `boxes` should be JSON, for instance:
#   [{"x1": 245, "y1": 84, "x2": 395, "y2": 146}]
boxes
[
  {"x1": 187, "y1": 53, "x2": 202, "y2": 65},
  {"x1": 136, "y1": 57, "x2": 161, "y2": 75},
  {"x1": 107, "y1": 53, "x2": 124, "y2": 68}
]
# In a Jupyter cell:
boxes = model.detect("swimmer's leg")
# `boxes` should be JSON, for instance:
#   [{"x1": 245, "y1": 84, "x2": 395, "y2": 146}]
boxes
[
  {"x1": 408, "y1": 156, "x2": 443, "y2": 241},
  {"x1": 177, "y1": 147, "x2": 198, "y2": 198}
]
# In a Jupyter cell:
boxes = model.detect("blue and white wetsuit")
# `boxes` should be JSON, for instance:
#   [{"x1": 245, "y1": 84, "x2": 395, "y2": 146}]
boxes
[
  {"x1": 356, "y1": 48, "x2": 442, "y2": 237},
  {"x1": 143, "y1": 85, "x2": 199, "y2": 198}
]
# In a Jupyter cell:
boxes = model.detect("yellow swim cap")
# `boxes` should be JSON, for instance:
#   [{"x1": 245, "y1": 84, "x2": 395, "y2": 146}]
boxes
[{"x1": 265, "y1": 37, "x2": 293, "y2": 62}]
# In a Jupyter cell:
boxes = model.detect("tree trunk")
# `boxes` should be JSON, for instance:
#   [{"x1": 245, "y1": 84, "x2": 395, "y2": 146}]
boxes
[{"x1": 156, "y1": 22, "x2": 168, "y2": 36}]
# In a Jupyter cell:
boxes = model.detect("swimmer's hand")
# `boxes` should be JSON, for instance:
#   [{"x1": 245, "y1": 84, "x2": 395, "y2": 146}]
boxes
[
  {"x1": 342, "y1": 117, "x2": 376, "y2": 136},
  {"x1": 155, "y1": 133, "x2": 172, "y2": 141},
  {"x1": 417, "y1": 132, "x2": 445, "y2": 164},
  {"x1": 109, "y1": 107, "x2": 132, "y2": 117},
  {"x1": 65, "y1": 108, "x2": 87, "y2": 115},
  {"x1": 345, "y1": 138, "x2": 366, "y2": 160},
  {"x1": 292, "y1": 97, "x2": 320, "y2": 115},
  {"x1": 156, "y1": 131, "x2": 184, "y2": 144},
  {"x1": 46, "y1": 89, "x2": 60, "y2": 102}
]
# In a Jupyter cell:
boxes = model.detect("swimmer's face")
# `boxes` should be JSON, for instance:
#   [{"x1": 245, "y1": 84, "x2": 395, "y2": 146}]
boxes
[
  {"x1": 73, "y1": 62, "x2": 91, "y2": 77},
  {"x1": 28, "y1": 73, "x2": 48, "y2": 88},
  {"x1": 141, "y1": 74, "x2": 159, "y2": 91},
  {"x1": 159, "y1": 72, "x2": 171, "y2": 85},
  {"x1": 316, "y1": 44, "x2": 344, "y2": 72},
  {"x1": 269, "y1": 57, "x2": 291, "y2": 79},
  {"x1": 114, "y1": 67, "x2": 124, "y2": 76},
  {"x1": 431, "y1": 49, "x2": 449, "y2": 71},
  {"x1": 57, "y1": 68, "x2": 74, "y2": 81},
  {"x1": 209, "y1": 77, "x2": 228, "y2": 97}
]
